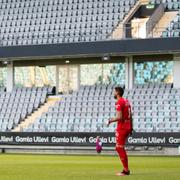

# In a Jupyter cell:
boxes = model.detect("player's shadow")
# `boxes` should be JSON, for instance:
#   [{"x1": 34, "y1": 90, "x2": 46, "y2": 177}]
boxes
[{"x1": 129, "y1": 172, "x2": 161, "y2": 176}]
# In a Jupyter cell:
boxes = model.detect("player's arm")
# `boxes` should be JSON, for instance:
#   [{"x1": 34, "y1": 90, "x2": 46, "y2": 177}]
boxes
[{"x1": 108, "y1": 111, "x2": 122, "y2": 125}]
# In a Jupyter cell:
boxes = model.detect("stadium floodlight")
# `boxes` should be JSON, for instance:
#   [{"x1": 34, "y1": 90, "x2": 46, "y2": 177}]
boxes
[
  {"x1": 65, "y1": 60, "x2": 70, "y2": 64},
  {"x1": 2, "y1": 59, "x2": 12, "y2": 65},
  {"x1": 102, "y1": 54, "x2": 110, "y2": 61}
]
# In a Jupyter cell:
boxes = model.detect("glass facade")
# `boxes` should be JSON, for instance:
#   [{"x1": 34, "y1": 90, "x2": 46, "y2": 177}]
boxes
[
  {"x1": 80, "y1": 63, "x2": 125, "y2": 85},
  {"x1": 0, "y1": 61, "x2": 174, "y2": 88},
  {"x1": 0, "y1": 67, "x2": 7, "y2": 87},
  {"x1": 134, "y1": 61, "x2": 173, "y2": 84},
  {"x1": 15, "y1": 67, "x2": 32, "y2": 87},
  {"x1": 14, "y1": 66, "x2": 56, "y2": 87}
]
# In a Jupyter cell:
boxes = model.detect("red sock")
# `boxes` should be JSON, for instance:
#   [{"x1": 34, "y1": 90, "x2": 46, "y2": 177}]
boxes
[{"x1": 116, "y1": 146, "x2": 129, "y2": 171}]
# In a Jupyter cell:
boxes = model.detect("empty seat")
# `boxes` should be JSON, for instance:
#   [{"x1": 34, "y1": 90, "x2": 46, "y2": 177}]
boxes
[
  {"x1": 20, "y1": 82, "x2": 178, "y2": 133},
  {"x1": 0, "y1": 86, "x2": 49, "y2": 131},
  {"x1": 0, "y1": 0, "x2": 138, "y2": 46}
]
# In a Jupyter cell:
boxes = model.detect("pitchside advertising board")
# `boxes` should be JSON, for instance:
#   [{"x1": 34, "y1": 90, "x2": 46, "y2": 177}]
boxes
[{"x1": 0, "y1": 132, "x2": 180, "y2": 147}]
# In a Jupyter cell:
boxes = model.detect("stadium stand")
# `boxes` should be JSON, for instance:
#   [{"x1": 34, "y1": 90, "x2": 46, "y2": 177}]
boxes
[
  {"x1": 150, "y1": 0, "x2": 180, "y2": 10},
  {"x1": 149, "y1": 0, "x2": 180, "y2": 37},
  {"x1": 23, "y1": 85, "x2": 117, "y2": 132},
  {"x1": 0, "y1": 0, "x2": 179, "y2": 46},
  {"x1": 162, "y1": 11, "x2": 180, "y2": 37},
  {"x1": 0, "y1": 0, "x2": 138, "y2": 46},
  {"x1": 0, "y1": 0, "x2": 179, "y2": 134},
  {"x1": 0, "y1": 0, "x2": 176, "y2": 89},
  {"x1": 130, "y1": 83, "x2": 180, "y2": 132},
  {"x1": 23, "y1": 83, "x2": 180, "y2": 133},
  {"x1": 0, "y1": 86, "x2": 52, "y2": 131}
]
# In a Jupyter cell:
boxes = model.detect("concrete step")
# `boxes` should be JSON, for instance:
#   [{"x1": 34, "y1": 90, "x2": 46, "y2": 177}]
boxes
[
  {"x1": 152, "y1": 11, "x2": 178, "y2": 37},
  {"x1": 140, "y1": 0, "x2": 150, "y2": 4},
  {"x1": 12, "y1": 97, "x2": 60, "y2": 132},
  {"x1": 111, "y1": 0, "x2": 141, "y2": 39}
]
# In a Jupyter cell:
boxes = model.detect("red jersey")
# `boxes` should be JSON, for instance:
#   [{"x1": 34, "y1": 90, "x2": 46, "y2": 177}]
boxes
[{"x1": 115, "y1": 97, "x2": 132, "y2": 131}]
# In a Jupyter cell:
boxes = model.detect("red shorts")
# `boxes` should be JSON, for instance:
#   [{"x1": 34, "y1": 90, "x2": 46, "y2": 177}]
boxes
[{"x1": 115, "y1": 129, "x2": 131, "y2": 146}]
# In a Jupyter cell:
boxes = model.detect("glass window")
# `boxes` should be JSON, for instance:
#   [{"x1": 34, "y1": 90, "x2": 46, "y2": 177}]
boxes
[
  {"x1": 15, "y1": 67, "x2": 32, "y2": 87},
  {"x1": 80, "y1": 64, "x2": 102, "y2": 85},
  {"x1": 14, "y1": 66, "x2": 56, "y2": 87},
  {"x1": 0, "y1": 67, "x2": 7, "y2": 87},
  {"x1": 80, "y1": 63, "x2": 125, "y2": 86},
  {"x1": 134, "y1": 61, "x2": 173, "y2": 84}
]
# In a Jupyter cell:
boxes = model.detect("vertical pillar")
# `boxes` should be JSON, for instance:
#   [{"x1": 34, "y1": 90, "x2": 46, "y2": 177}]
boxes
[
  {"x1": 77, "y1": 64, "x2": 81, "y2": 90},
  {"x1": 100, "y1": 64, "x2": 103, "y2": 84},
  {"x1": 30, "y1": 66, "x2": 35, "y2": 86},
  {"x1": 6, "y1": 61, "x2": 14, "y2": 92},
  {"x1": 55, "y1": 65, "x2": 59, "y2": 95},
  {"x1": 173, "y1": 55, "x2": 180, "y2": 88},
  {"x1": 67, "y1": 65, "x2": 70, "y2": 93},
  {"x1": 34, "y1": 66, "x2": 37, "y2": 86},
  {"x1": 125, "y1": 56, "x2": 134, "y2": 89}
]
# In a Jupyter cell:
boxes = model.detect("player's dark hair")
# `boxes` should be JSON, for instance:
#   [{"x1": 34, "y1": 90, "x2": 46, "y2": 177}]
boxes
[{"x1": 115, "y1": 86, "x2": 124, "y2": 97}]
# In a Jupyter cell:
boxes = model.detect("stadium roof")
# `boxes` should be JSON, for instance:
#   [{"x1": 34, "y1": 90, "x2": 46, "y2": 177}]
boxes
[{"x1": 0, "y1": 37, "x2": 179, "y2": 66}]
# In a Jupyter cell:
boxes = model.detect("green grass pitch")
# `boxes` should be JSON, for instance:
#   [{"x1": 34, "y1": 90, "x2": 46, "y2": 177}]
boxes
[{"x1": 0, "y1": 154, "x2": 180, "y2": 180}]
